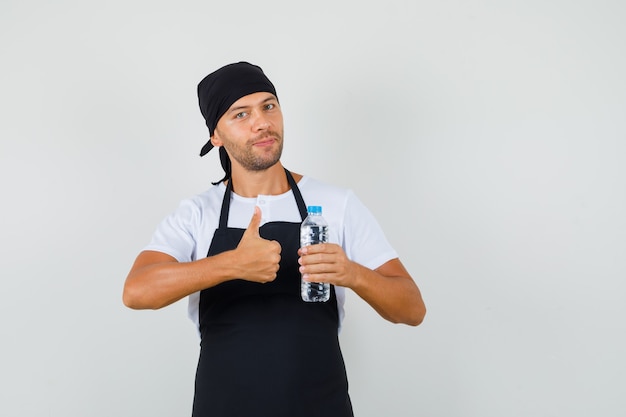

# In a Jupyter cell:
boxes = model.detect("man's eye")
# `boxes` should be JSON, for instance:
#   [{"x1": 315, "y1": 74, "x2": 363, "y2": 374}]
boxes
[
  {"x1": 235, "y1": 112, "x2": 248, "y2": 119},
  {"x1": 264, "y1": 103, "x2": 275, "y2": 110}
]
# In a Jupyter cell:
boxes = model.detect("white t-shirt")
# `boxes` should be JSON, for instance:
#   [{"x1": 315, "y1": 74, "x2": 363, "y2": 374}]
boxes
[{"x1": 144, "y1": 176, "x2": 398, "y2": 333}]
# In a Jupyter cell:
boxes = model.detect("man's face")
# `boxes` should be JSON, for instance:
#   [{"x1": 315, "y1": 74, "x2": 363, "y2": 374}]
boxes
[{"x1": 212, "y1": 92, "x2": 284, "y2": 172}]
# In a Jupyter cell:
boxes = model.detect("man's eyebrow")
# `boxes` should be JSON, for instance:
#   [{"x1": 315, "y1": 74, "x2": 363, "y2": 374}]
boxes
[
  {"x1": 227, "y1": 96, "x2": 277, "y2": 114},
  {"x1": 227, "y1": 104, "x2": 250, "y2": 114}
]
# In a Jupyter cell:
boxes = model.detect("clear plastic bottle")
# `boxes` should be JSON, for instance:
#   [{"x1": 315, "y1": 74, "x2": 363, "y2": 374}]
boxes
[{"x1": 300, "y1": 205, "x2": 330, "y2": 302}]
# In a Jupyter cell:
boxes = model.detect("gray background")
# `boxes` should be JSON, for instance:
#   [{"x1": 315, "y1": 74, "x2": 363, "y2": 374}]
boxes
[{"x1": 1, "y1": 1, "x2": 625, "y2": 416}]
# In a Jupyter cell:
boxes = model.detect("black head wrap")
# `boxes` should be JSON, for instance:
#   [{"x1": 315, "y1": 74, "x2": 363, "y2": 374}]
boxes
[{"x1": 197, "y1": 62, "x2": 277, "y2": 157}]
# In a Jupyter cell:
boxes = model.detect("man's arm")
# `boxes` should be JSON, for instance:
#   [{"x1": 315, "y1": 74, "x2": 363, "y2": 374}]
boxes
[
  {"x1": 298, "y1": 244, "x2": 426, "y2": 326},
  {"x1": 123, "y1": 250, "x2": 235, "y2": 309},
  {"x1": 123, "y1": 206, "x2": 281, "y2": 310}
]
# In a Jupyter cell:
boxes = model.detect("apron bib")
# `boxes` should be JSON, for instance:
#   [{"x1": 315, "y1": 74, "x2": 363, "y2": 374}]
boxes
[{"x1": 192, "y1": 169, "x2": 353, "y2": 417}]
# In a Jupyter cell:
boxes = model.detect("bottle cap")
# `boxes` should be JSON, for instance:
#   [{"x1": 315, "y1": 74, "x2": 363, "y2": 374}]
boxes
[{"x1": 307, "y1": 205, "x2": 322, "y2": 214}]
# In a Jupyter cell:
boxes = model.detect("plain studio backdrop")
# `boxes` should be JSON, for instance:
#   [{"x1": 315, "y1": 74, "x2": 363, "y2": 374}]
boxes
[{"x1": 1, "y1": 1, "x2": 624, "y2": 416}]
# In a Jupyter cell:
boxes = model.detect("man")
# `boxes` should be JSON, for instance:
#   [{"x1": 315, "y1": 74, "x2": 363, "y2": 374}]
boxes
[{"x1": 123, "y1": 62, "x2": 426, "y2": 417}]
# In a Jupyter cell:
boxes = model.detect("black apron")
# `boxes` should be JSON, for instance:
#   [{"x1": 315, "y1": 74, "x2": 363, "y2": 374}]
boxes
[{"x1": 192, "y1": 169, "x2": 354, "y2": 417}]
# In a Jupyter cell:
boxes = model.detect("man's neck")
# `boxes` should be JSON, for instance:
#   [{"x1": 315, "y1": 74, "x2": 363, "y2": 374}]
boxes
[{"x1": 229, "y1": 163, "x2": 289, "y2": 197}]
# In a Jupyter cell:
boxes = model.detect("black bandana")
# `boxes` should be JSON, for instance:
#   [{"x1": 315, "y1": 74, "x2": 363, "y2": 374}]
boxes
[{"x1": 197, "y1": 62, "x2": 277, "y2": 156}]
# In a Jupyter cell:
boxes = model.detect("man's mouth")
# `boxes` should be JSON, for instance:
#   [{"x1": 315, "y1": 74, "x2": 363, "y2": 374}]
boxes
[{"x1": 252, "y1": 135, "x2": 277, "y2": 147}]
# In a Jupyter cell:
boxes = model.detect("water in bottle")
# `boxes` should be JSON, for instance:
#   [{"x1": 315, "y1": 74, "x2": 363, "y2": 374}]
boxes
[{"x1": 300, "y1": 205, "x2": 330, "y2": 302}]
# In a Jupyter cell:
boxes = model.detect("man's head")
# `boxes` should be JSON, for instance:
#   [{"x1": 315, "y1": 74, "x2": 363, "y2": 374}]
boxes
[{"x1": 197, "y1": 62, "x2": 278, "y2": 157}]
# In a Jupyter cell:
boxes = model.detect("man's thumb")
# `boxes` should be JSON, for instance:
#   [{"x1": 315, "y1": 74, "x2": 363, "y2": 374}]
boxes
[{"x1": 243, "y1": 206, "x2": 262, "y2": 238}]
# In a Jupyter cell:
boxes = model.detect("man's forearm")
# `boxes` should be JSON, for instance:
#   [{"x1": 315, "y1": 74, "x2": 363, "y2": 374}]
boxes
[
  {"x1": 349, "y1": 259, "x2": 426, "y2": 326},
  {"x1": 122, "y1": 250, "x2": 238, "y2": 310}
]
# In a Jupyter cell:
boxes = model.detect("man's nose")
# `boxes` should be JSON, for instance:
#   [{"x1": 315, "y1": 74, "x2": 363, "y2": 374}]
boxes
[{"x1": 251, "y1": 111, "x2": 270, "y2": 130}]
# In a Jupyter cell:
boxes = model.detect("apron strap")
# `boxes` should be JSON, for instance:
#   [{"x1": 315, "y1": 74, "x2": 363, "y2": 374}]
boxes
[
  {"x1": 218, "y1": 178, "x2": 234, "y2": 229},
  {"x1": 218, "y1": 168, "x2": 308, "y2": 229},
  {"x1": 285, "y1": 168, "x2": 308, "y2": 221}
]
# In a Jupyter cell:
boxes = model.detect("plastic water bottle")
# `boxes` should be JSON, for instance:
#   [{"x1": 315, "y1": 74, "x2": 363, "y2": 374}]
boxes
[{"x1": 300, "y1": 205, "x2": 330, "y2": 302}]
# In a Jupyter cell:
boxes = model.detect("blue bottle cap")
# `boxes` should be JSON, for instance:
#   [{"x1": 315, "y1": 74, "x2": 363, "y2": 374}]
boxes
[{"x1": 307, "y1": 205, "x2": 322, "y2": 214}]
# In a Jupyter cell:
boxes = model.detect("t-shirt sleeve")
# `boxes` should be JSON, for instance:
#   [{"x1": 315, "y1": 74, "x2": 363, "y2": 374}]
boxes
[
  {"x1": 342, "y1": 190, "x2": 398, "y2": 270},
  {"x1": 142, "y1": 198, "x2": 201, "y2": 263}
]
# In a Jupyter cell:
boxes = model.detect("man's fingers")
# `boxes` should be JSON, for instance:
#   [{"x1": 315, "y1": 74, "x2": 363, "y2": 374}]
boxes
[
  {"x1": 299, "y1": 242, "x2": 331, "y2": 256},
  {"x1": 271, "y1": 239, "x2": 282, "y2": 254}
]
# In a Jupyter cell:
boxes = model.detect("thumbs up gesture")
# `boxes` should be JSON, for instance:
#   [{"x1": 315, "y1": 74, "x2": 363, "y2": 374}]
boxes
[{"x1": 234, "y1": 206, "x2": 282, "y2": 283}]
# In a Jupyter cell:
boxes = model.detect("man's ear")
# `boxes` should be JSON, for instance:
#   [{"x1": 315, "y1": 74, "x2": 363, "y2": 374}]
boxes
[{"x1": 211, "y1": 133, "x2": 223, "y2": 147}]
